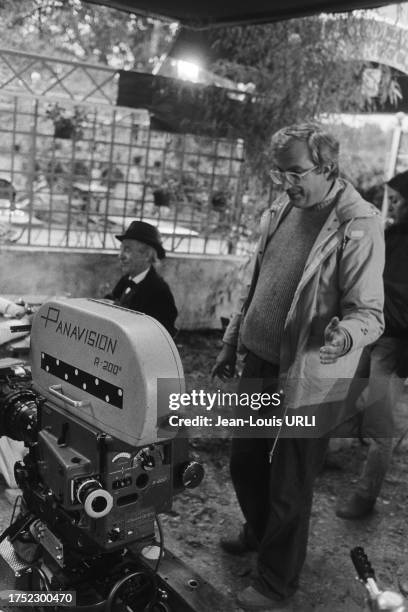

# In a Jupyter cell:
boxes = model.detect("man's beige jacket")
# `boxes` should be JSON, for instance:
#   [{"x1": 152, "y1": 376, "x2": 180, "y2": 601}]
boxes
[{"x1": 223, "y1": 179, "x2": 385, "y2": 419}]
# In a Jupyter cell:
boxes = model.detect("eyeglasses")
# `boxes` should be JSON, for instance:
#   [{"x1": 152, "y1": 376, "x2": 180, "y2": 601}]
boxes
[{"x1": 269, "y1": 166, "x2": 318, "y2": 186}]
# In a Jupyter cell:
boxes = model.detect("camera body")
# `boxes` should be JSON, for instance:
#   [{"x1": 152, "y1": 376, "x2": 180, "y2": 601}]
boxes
[{"x1": 0, "y1": 299, "x2": 200, "y2": 575}]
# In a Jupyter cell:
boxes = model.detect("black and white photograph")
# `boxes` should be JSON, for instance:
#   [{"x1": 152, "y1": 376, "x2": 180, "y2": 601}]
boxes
[{"x1": 0, "y1": 1, "x2": 407, "y2": 610}]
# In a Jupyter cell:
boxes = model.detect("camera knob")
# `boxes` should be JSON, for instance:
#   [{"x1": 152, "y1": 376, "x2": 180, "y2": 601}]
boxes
[
  {"x1": 180, "y1": 461, "x2": 204, "y2": 489},
  {"x1": 76, "y1": 478, "x2": 113, "y2": 518},
  {"x1": 108, "y1": 526, "x2": 122, "y2": 542},
  {"x1": 134, "y1": 448, "x2": 155, "y2": 471}
]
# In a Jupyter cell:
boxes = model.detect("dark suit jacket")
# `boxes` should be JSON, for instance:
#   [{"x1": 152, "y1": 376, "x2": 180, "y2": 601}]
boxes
[
  {"x1": 383, "y1": 221, "x2": 408, "y2": 377},
  {"x1": 105, "y1": 266, "x2": 178, "y2": 336}
]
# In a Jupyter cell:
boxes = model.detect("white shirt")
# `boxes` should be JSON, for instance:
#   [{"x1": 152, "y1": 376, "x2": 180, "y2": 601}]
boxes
[{"x1": 130, "y1": 267, "x2": 150, "y2": 285}]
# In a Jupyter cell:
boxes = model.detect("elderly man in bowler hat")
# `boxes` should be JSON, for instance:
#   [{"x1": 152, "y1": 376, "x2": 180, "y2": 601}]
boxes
[{"x1": 105, "y1": 220, "x2": 178, "y2": 335}]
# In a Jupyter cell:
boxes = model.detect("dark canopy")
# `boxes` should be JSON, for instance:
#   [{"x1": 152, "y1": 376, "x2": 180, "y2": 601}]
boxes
[{"x1": 84, "y1": 0, "x2": 404, "y2": 27}]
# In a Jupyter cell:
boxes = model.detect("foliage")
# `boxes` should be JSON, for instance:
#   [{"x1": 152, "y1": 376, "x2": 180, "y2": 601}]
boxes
[
  {"x1": 0, "y1": 2, "x2": 399, "y2": 251},
  {"x1": 45, "y1": 103, "x2": 88, "y2": 139},
  {"x1": 0, "y1": 0, "x2": 175, "y2": 70},
  {"x1": 148, "y1": 13, "x2": 399, "y2": 244},
  {"x1": 192, "y1": 15, "x2": 402, "y2": 179},
  {"x1": 330, "y1": 120, "x2": 392, "y2": 201}
]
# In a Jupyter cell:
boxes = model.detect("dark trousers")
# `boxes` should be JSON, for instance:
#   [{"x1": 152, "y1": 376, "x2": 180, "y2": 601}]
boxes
[
  {"x1": 230, "y1": 352, "x2": 329, "y2": 600},
  {"x1": 332, "y1": 336, "x2": 404, "y2": 500}
]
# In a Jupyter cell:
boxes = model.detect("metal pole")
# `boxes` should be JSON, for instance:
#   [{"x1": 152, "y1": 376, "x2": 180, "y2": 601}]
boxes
[{"x1": 382, "y1": 112, "x2": 405, "y2": 223}]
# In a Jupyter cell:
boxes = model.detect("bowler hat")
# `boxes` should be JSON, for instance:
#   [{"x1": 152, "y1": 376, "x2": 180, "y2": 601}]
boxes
[{"x1": 115, "y1": 221, "x2": 166, "y2": 259}]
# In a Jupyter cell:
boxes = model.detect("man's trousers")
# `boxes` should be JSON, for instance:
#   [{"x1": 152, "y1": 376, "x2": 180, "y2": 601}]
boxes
[
  {"x1": 230, "y1": 352, "x2": 329, "y2": 600},
  {"x1": 333, "y1": 336, "x2": 404, "y2": 500}
]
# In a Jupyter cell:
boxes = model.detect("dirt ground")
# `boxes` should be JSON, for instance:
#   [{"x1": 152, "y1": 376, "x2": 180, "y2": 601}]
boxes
[
  {"x1": 160, "y1": 331, "x2": 408, "y2": 612},
  {"x1": 0, "y1": 331, "x2": 407, "y2": 611}
]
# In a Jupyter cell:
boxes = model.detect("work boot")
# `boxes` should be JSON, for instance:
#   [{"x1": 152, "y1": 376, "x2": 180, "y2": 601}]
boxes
[
  {"x1": 220, "y1": 526, "x2": 257, "y2": 555},
  {"x1": 236, "y1": 586, "x2": 293, "y2": 611},
  {"x1": 335, "y1": 493, "x2": 376, "y2": 519}
]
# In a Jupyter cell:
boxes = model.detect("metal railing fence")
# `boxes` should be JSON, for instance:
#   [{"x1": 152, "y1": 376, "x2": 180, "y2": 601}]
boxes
[{"x1": 0, "y1": 49, "x2": 248, "y2": 255}]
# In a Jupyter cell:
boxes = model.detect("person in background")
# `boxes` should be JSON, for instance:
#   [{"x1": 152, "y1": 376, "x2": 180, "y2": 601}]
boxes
[
  {"x1": 335, "y1": 170, "x2": 408, "y2": 519},
  {"x1": 105, "y1": 220, "x2": 178, "y2": 336},
  {"x1": 212, "y1": 123, "x2": 385, "y2": 611}
]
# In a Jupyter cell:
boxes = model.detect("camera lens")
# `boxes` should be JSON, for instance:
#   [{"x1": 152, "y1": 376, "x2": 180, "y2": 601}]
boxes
[{"x1": 1, "y1": 390, "x2": 38, "y2": 443}]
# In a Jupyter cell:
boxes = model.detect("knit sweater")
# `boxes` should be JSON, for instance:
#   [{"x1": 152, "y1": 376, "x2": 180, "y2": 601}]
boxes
[{"x1": 240, "y1": 201, "x2": 336, "y2": 364}]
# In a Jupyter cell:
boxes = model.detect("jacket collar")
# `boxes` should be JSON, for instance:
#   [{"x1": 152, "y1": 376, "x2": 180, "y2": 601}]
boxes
[
  {"x1": 308, "y1": 179, "x2": 381, "y2": 257},
  {"x1": 329, "y1": 178, "x2": 380, "y2": 226},
  {"x1": 269, "y1": 178, "x2": 378, "y2": 226},
  {"x1": 268, "y1": 179, "x2": 379, "y2": 245},
  {"x1": 282, "y1": 180, "x2": 381, "y2": 325},
  {"x1": 130, "y1": 266, "x2": 150, "y2": 285},
  {"x1": 258, "y1": 178, "x2": 381, "y2": 270},
  {"x1": 126, "y1": 265, "x2": 156, "y2": 287}
]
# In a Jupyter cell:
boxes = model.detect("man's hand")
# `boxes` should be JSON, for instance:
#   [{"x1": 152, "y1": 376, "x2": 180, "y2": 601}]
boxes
[
  {"x1": 320, "y1": 316, "x2": 347, "y2": 364},
  {"x1": 4, "y1": 302, "x2": 26, "y2": 319},
  {"x1": 211, "y1": 343, "x2": 237, "y2": 381}
]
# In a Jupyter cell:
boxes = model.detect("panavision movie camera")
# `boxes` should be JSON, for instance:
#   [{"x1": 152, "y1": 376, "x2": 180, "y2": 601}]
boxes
[{"x1": 0, "y1": 298, "x2": 204, "y2": 611}]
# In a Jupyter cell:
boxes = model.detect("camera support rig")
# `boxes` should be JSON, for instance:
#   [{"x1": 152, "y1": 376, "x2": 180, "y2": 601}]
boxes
[
  {"x1": 0, "y1": 299, "x2": 228, "y2": 612},
  {"x1": 351, "y1": 547, "x2": 407, "y2": 612}
]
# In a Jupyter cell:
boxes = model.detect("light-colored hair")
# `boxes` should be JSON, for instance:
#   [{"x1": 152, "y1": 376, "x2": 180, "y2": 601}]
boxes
[
  {"x1": 140, "y1": 242, "x2": 158, "y2": 265},
  {"x1": 271, "y1": 122, "x2": 340, "y2": 180}
]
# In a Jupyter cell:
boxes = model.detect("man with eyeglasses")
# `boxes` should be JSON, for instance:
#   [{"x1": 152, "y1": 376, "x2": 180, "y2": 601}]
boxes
[{"x1": 212, "y1": 123, "x2": 385, "y2": 611}]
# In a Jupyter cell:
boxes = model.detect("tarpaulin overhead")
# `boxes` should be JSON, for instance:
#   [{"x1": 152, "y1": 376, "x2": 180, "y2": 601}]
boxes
[{"x1": 84, "y1": 0, "x2": 405, "y2": 27}]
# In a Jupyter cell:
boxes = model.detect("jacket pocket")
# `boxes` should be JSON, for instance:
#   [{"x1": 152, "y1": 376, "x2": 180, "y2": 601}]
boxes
[{"x1": 284, "y1": 344, "x2": 363, "y2": 410}]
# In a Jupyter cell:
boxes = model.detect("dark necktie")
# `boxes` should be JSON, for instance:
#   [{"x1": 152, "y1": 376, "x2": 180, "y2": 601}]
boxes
[{"x1": 118, "y1": 280, "x2": 139, "y2": 307}]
